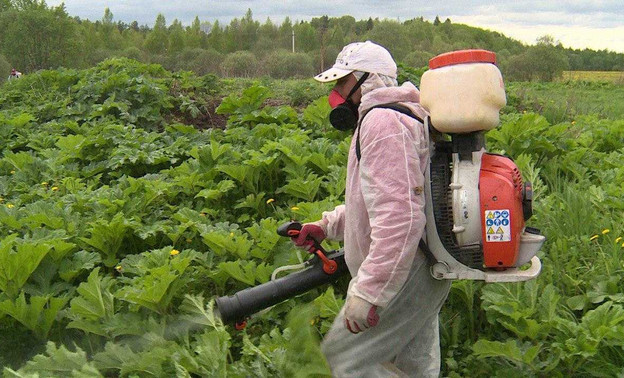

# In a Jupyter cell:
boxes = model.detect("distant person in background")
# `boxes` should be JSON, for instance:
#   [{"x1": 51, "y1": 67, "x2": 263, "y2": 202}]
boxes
[{"x1": 8, "y1": 68, "x2": 22, "y2": 81}]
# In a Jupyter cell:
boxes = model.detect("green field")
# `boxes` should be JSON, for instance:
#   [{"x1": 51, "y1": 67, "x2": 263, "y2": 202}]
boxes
[
  {"x1": 560, "y1": 70, "x2": 624, "y2": 84},
  {"x1": 0, "y1": 59, "x2": 623, "y2": 376},
  {"x1": 504, "y1": 81, "x2": 624, "y2": 123}
]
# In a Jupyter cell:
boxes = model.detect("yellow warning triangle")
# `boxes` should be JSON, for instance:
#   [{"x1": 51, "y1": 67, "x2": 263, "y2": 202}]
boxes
[
  {"x1": 487, "y1": 212, "x2": 494, "y2": 219},
  {"x1": 496, "y1": 227, "x2": 504, "y2": 234},
  {"x1": 487, "y1": 227, "x2": 494, "y2": 234}
]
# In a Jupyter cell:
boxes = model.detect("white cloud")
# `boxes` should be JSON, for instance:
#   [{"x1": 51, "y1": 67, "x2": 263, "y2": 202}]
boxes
[{"x1": 452, "y1": 13, "x2": 624, "y2": 52}]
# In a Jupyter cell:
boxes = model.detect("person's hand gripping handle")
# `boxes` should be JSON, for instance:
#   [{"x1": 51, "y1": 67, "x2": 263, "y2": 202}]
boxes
[{"x1": 277, "y1": 221, "x2": 338, "y2": 274}]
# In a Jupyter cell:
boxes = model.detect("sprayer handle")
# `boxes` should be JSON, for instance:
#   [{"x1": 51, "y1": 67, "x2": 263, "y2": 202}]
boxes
[
  {"x1": 278, "y1": 221, "x2": 324, "y2": 251},
  {"x1": 277, "y1": 221, "x2": 337, "y2": 274},
  {"x1": 277, "y1": 221, "x2": 303, "y2": 237}
]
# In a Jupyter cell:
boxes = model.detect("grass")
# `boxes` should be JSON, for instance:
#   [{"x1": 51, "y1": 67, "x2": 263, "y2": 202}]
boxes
[
  {"x1": 560, "y1": 71, "x2": 624, "y2": 85},
  {"x1": 504, "y1": 81, "x2": 624, "y2": 123}
]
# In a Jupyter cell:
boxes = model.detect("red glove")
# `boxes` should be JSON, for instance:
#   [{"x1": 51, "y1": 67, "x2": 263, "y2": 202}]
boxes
[
  {"x1": 344, "y1": 295, "x2": 379, "y2": 334},
  {"x1": 293, "y1": 220, "x2": 327, "y2": 253}
]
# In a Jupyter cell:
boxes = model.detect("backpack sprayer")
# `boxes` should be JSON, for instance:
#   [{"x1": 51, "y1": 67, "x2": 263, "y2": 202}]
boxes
[
  {"x1": 215, "y1": 50, "x2": 545, "y2": 326},
  {"x1": 419, "y1": 50, "x2": 544, "y2": 280}
]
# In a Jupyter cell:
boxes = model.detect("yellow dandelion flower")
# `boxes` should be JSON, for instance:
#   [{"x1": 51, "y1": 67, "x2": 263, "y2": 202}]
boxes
[
  {"x1": 621, "y1": 241, "x2": 624, "y2": 248},
  {"x1": 616, "y1": 237, "x2": 622, "y2": 244},
  {"x1": 41, "y1": 182, "x2": 48, "y2": 186},
  {"x1": 602, "y1": 229, "x2": 610, "y2": 235},
  {"x1": 589, "y1": 235, "x2": 599, "y2": 241},
  {"x1": 266, "y1": 198, "x2": 275, "y2": 204},
  {"x1": 6, "y1": 204, "x2": 14, "y2": 209},
  {"x1": 10, "y1": 170, "x2": 15, "y2": 174},
  {"x1": 291, "y1": 206, "x2": 300, "y2": 211},
  {"x1": 115, "y1": 265, "x2": 123, "y2": 271},
  {"x1": 51, "y1": 186, "x2": 59, "y2": 191},
  {"x1": 170, "y1": 249, "x2": 180, "y2": 256},
  {"x1": 571, "y1": 120, "x2": 576, "y2": 125}
]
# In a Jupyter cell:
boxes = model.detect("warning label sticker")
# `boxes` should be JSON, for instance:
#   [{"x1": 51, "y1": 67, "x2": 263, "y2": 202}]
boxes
[{"x1": 484, "y1": 209, "x2": 511, "y2": 242}]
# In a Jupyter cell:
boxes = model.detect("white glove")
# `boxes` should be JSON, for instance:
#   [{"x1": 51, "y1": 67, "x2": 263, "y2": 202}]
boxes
[{"x1": 344, "y1": 295, "x2": 379, "y2": 334}]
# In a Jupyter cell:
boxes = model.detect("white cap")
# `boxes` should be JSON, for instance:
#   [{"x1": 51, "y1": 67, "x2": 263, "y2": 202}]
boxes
[{"x1": 314, "y1": 41, "x2": 398, "y2": 83}]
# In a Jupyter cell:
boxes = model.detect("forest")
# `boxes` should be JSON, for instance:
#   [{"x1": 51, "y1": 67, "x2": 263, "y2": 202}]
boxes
[{"x1": 0, "y1": 1, "x2": 623, "y2": 82}]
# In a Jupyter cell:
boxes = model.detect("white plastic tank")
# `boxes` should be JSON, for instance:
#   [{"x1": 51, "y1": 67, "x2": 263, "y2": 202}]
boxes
[{"x1": 420, "y1": 50, "x2": 506, "y2": 134}]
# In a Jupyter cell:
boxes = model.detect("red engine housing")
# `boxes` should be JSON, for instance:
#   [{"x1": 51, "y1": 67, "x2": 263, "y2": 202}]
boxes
[{"x1": 479, "y1": 154, "x2": 525, "y2": 268}]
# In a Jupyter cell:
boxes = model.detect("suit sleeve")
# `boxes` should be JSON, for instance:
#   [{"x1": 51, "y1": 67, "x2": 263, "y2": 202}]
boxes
[{"x1": 321, "y1": 204, "x2": 346, "y2": 242}]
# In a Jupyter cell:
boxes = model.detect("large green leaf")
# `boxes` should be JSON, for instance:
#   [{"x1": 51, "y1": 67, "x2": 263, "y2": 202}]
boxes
[
  {"x1": 218, "y1": 164, "x2": 260, "y2": 193},
  {"x1": 0, "y1": 293, "x2": 68, "y2": 339},
  {"x1": 473, "y1": 339, "x2": 542, "y2": 367},
  {"x1": 176, "y1": 296, "x2": 231, "y2": 377},
  {"x1": 5, "y1": 342, "x2": 102, "y2": 377},
  {"x1": 0, "y1": 235, "x2": 52, "y2": 298},
  {"x1": 217, "y1": 260, "x2": 271, "y2": 286},
  {"x1": 195, "y1": 179, "x2": 236, "y2": 200},
  {"x1": 58, "y1": 251, "x2": 102, "y2": 282},
  {"x1": 277, "y1": 173, "x2": 323, "y2": 202},
  {"x1": 94, "y1": 337, "x2": 175, "y2": 377},
  {"x1": 200, "y1": 229, "x2": 253, "y2": 259},
  {"x1": 115, "y1": 252, "x2": 192, "y2": 314},
  {"x1": 67, "y1": 268, "x2": 115, "y2": 336},
  {"x1": 301, "y1": 97, "x2": 331, "y2": 129},
  {"x1": 216, "y1": 85, "x2": 271, "y2": 115},
  {"x1": 56, "y1": 134, "x2": 88, "y2": 161},
  {"x1": 3, "y1": 151, "x2": 35, "y2": 170},
  {"x1": 80, "y1": 212, "x2": 132, "y2": 267},
  {"x1": 245, "y1": 218, "x2": 281, "y2": 260},
  {"x1": 313, "y1": 287, "x2": 344, "y2": 319}
]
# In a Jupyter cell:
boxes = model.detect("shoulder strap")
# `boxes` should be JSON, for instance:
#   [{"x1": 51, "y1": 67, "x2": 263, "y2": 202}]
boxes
[{"x1": 355, "y1": 104, "x2": 424, "y2": 162}]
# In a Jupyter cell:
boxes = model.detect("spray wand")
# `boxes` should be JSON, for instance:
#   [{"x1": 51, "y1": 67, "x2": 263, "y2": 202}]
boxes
[{"x1": 215, "y1": 221, "x2": 349, "y2": 328}]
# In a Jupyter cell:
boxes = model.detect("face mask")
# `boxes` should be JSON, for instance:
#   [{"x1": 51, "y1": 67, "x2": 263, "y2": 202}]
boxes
[{"x1": 328, "y1": 72, "x2": 369, "y2": 131}]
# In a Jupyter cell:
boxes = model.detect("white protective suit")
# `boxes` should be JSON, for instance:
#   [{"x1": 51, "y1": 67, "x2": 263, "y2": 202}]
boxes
[{"x1": 320, "y1": 75, "x2": 451, "y2": 377}]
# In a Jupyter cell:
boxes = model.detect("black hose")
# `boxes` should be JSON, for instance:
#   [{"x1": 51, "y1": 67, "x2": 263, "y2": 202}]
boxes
[{"x1": 215, "y1": 250, "x2": 348, "y2": 324}]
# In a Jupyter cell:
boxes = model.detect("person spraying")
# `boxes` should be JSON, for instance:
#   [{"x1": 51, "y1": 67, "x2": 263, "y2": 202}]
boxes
[
  {"x1": 295, "y1": 41, "x2": 451, "y2": 377},
  {"x1": 215, "y1": 42, "x2": 545, "y2": 377}
]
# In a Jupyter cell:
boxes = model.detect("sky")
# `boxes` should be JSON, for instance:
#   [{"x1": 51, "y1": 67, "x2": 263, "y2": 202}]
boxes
[{"x1": 46, "y1": 0, "x2": 624, "y2": 53}]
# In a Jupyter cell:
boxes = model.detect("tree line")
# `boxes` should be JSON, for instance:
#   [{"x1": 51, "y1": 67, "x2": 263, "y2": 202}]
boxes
[{"x1": 1, "y1": 0, "x2": 623, "y2": 82}]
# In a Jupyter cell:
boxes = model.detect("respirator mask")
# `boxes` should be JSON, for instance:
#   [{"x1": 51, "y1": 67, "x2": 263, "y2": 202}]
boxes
[{"x1": 328, "y1": 72, "x2": 370, "y2": 131}]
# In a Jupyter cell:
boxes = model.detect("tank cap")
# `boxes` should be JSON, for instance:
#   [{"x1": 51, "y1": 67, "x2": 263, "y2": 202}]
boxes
[{"x1": 429, "y1": 49, "x2": 497, "y2": 69}]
